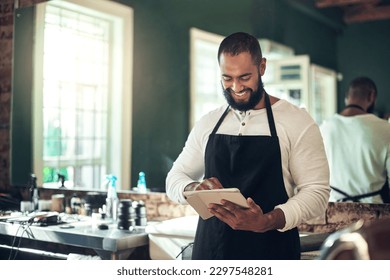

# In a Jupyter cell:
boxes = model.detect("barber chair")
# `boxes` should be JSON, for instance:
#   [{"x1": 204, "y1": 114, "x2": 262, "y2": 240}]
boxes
[{"x1": 319, "y1": 218, "x2": 390, "y2": 260}]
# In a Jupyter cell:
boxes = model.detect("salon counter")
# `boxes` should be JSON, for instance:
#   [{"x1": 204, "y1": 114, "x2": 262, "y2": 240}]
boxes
[{"x1": 0, "y1": 215, "x2": 148, "y2": 260}]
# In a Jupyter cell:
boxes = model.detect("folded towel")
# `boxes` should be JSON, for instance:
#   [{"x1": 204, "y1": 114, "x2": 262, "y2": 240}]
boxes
[{"x1": 67, "y1": 253, "x2": 101, "y2": 260}]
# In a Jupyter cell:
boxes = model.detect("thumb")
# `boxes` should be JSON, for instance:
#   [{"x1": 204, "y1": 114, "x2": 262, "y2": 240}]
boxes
[
  {"x1": 247, "y1": 197, "x2": 263, "y2": 213},
  {"x1": 247, "y1": 197, "x2": 257, "y2": 207}
]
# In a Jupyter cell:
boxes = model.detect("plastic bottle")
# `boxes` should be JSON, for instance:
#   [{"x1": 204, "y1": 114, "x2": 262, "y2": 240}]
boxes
[
  {"x1": 70, "y1": 193, "x2": 81, "y2": 214},
  {"x1": 105, "y1": 174, "x2": 119, "y2": 221},
  {"x1": 137, "y1": 171, "x2": 147, "y2": 193}
]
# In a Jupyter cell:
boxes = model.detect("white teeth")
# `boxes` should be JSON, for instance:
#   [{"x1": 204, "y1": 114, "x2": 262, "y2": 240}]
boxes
[{"x1": 233, "y1": 91, "x2": 247, "y2": 97}]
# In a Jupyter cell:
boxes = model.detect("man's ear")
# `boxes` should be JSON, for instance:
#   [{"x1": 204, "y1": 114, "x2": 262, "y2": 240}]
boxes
[
  {"x1": 368, "y1": 90, "x2": 376, "y2": 103},
  {"x1": 259, "y1": 57, "x2": 266, "y2": 76}
]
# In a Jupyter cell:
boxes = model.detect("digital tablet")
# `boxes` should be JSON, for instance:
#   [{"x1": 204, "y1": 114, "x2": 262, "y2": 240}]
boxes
[{"x1": 184, "y1": 188, "x2": 249, "y2": 220}]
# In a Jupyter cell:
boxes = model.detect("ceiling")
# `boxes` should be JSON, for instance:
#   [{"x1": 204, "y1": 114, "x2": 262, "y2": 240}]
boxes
[{"x1": 314, "y1": 0, "x2": 390, "y2": 24}]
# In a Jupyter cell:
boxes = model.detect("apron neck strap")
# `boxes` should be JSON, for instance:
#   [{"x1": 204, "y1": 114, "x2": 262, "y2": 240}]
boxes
[
  {"x1": 264, "y1": 92, "x2": 277, "y2": 137},
  {"x1": 211, "y1": 106, "x2": 230, "y2": 135}
]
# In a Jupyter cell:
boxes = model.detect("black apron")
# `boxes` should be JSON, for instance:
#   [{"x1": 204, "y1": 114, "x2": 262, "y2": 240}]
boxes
[
  {"x1": 331, "y1": 180, "x2": 390, "y2": 203},
  {"x1": 191, "y1": 93, "x2": 301, "y2": 260}
]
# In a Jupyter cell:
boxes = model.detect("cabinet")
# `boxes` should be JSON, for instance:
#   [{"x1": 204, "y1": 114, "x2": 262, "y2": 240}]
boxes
[{"x1": 263, "y1": 55, "x2": 337, "y2": 124}]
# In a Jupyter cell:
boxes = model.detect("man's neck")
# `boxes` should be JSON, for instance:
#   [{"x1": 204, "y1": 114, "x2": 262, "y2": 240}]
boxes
[
  {"x1": 253, "y1": 93, "x2": 279, "y2": 110},
  {"x1": 340, "y1": 104, "x2": 367, "y2": 116}
]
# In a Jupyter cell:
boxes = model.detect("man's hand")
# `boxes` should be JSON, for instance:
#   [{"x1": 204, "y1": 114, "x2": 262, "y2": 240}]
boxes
[
  {"x1": 208, "y1": 197, "x2": 286, "y2": 233},
  {"x1": 184, "y1": 177, "x2": 224, "y2": 192}
]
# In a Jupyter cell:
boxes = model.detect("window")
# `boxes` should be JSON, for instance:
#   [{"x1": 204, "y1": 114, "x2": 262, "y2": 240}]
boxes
[
  {"x1": 190, "y1": 28, "x2": 225, "y2": 128},
  {"x1": 33, "y1": 0, "x2": 133, "y2": 190}
]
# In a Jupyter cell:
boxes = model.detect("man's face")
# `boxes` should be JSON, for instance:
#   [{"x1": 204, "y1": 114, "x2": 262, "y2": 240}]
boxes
[{"x1": 219, "y1": 52, "x2": 265, "y2": 111}]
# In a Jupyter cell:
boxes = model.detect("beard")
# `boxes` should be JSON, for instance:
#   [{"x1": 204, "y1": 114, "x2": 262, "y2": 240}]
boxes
[{"x1": 222, "y1": 76, "x2": 264, "y2": 111}]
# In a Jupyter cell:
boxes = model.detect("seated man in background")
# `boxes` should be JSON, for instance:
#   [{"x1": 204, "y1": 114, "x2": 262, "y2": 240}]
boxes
[{"x1": 320, "y1": 76, "x2": 390, "y2": 203}]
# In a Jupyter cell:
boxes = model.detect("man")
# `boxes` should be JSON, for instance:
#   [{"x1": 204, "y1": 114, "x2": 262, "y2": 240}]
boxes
[
  {"x1": 320, "y1": 77, "x2": 390, "y2": 203},
  {"x1": 166, "y1": 32, "x2": 330, "y2": 259}
]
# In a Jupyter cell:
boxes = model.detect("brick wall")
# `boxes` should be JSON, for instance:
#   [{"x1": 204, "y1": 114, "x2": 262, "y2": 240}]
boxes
[{"x1": 0, "y1": 0, "x2": 14, "y2": 192}]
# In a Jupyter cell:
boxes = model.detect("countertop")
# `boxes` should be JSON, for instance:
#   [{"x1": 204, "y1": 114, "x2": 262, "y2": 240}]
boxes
[{"x1": 0, "y1": 213, "x2": 149, "y2": 259}]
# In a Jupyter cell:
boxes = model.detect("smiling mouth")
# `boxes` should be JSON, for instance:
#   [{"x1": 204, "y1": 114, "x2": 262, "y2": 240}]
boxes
[{"x1": 232, "y1": 89, "x2": 249, "y2": 97}]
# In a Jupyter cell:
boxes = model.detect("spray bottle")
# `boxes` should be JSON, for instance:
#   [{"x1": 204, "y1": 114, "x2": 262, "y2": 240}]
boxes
[
  {"x1": 105, "y1": 174, "x2": 119, "y2": 222},
  {"x1": 137, "y1": 171, "x2": 147, "y2": 193}
]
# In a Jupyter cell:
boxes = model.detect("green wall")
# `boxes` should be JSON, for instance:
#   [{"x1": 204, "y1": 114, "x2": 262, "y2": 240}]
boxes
[
  {"x1": 11, "y1": 6, "x2": 34, "y2": 187},
  {"x1": 337, "y1": 20, "x2": 390, "y2": 116}
]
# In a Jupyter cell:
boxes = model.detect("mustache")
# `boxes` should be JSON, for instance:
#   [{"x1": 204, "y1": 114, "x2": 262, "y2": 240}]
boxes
[{"x1": 225, "y1": 87, "x2": 253, "y2": 95}]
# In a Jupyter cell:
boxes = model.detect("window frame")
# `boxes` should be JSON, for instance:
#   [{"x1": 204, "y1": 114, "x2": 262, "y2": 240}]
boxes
[{"x1": 33, "y1": 0, "x2": 133, "y2": 190}]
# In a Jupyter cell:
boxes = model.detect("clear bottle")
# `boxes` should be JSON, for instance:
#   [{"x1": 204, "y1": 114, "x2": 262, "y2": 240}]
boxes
[
  {"x1": 137, "y1": 171, "x2": 147, "y2": 193},
  {"x1": 105, "y1": 174, "x2": 119, "y2": 222}
]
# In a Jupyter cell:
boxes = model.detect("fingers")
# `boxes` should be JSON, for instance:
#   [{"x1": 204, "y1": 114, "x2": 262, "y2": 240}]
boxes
[
  {"x1": 208, "y1": 177, "x2": 224, "y2": 189},
  {"x1": 208, "y1": 202, "x2": 245, "y2": 230},
  {"x1": 246, "y1": 197, "x2": 263, "y2": 215},
  {"x1": 209, "y1": 197, "x2": 266, "y2": 232},
  {"x1": 219, "y1": 199, "x2": 240, "y2": 212},
  {"x1": 208, "y1": 203, "x2": 236, "y2": 222},
  {"x1": 194, "y1": 182, "x2": 210, "y2": 190},
  {"x1": 247, "y1": 197, "x2": 257, "y2": 208},
  {"x1": 209, "y1": 199, "x2": 243, "y2": 219},
  {"x1": 219, "y1": 197, "x2": 253, "y2": 211},
  {"x1": 196, "y1": 177, "x2": 223, "y2": 190}
]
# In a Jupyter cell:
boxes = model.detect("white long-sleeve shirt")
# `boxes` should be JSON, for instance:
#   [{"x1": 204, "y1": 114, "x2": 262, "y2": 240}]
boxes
[
  {"x1": 166, "y1": 99, "x2": 330, "y2": 231},
  {"x1": 320, "y1": 114, "x2": 390, "y2": 203}
]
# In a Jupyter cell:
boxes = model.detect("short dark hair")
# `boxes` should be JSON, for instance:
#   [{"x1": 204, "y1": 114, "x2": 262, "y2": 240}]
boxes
[
  {"x1": 217, "y1": 32, "x2": 262, "y2": 65},
  {"x1": 347, "y1": 76, "x2": 377, "y2": 99}
]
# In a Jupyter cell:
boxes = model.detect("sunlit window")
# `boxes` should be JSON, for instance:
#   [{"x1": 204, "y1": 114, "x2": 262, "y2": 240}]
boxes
[
  {"x1": 190, "y1": 28, "x2": 225, "y2": 128},
  {"x1": 33, "y1": 0, "x2": 133, "y2": 190}
]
